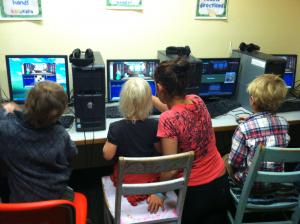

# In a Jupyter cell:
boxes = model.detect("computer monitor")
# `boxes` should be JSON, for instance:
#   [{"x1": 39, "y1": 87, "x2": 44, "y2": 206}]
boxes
[
  {"x1": 106, "y1": 59, "x2": 160, "y2": 102},
  {"x1": 272, "y1": 54, "x2": 297, "y2": 88},
  {"x1": 5, "y1": 55, "x2": 70, "y2": 103},
  {"x1": 199, "y1": 58, "x2": 240, "y2": 99}
]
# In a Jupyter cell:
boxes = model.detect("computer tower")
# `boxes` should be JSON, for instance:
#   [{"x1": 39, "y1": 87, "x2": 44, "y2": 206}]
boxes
[
  {"x1": 157, "y1": 50, "x2": 203, "y2": 95},
  {"x1": 72, "y1": 51, "x2": 106, "y2": 131},
  {"x1": 232, "y1": 50, "x2": 286, "y2": 111}
]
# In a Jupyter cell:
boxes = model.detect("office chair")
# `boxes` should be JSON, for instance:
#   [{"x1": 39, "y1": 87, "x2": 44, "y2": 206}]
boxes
[
  {"x1": 0, "y1": 192, "x2": 87, "y2": 224},
  {"x1": 227, "y1": 146, "x2": 300, "y2": 224},
  {"x1": 102, "y1": 151, "x2": 194, "y2": 224}
]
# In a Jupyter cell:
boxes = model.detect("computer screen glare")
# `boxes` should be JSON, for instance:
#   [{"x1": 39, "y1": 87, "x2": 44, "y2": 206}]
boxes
[
  {"x1": 107, "y1": 59, "x2": 159, "y2": 102},
  {"x1": 5, "y1": 55, "x2": 70, "y2": 103},
  {"x1": 272, "y1": 54, "x2": 297, "y2": 88},
  {"x1": 199, "y1": 58, "x2": 240, "y2": 98}
]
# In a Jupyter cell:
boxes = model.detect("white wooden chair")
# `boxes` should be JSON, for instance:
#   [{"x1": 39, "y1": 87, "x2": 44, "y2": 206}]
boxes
[
  {"x1": 227, "y1": 146, "x2": 300, "y2": 224},
  {"x1": 102, "y1": 151, "x2": 194, "y2": 224}
]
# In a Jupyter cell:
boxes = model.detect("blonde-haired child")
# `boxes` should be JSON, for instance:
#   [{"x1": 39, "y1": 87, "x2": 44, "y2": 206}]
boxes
[{"x1": 228, "y1": 74, "x2": 290, "y2": 185}]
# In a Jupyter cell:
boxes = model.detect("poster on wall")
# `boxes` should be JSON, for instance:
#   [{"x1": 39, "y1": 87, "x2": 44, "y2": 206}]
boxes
[
  {"x1": 106, "y1": 0, "x2": 143, "y2": 10},
  {"x1": 195, "y1": 0, "x2": 228, "y2": 20},
  {"x1": 0, "y1": 0, "x2": 42, "y2": 20}
]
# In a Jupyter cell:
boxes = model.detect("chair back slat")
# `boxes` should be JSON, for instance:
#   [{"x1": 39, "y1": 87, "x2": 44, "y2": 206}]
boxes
[
  {"x1": 0, "y1": 203, "x2": 76, "y2": 224},
  {"x1": 261, "y1": 147, "x2": 300, "y2": 163},
  {"x1": 119, "y1": 151, "x2": 194, "y2": 174},
  {"x1": 122, "y1": 178, "x2": 185, "y2": 195},
  {"x1": 256, "y1": 170, "x2": 300, "y2": 183}
]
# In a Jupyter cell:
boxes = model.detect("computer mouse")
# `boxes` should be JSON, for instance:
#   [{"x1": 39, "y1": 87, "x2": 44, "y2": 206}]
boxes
[
  {"x1": 235, "y1": 117, "x2": 245, "y2": 124},
  {"x1": 235, "y1": 115, "x2": 248, "y2": 124}
]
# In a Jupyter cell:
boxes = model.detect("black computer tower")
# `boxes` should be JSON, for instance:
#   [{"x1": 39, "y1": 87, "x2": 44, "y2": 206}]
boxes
[
  {"x1": 72, "y1": 51, "x2": 106, "y2": 131},
  {"x1": 157, "y1": 50, "x2": 203, "y2": 95},
  {"x1": 232, "y1": 50, "x2": 286, "y2": 111}
]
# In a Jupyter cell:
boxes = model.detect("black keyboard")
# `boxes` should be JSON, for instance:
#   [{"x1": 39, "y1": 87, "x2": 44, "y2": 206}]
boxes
[
  {"x1": 277, "y1": 98, "x2": 300, "y2": 112},
  {"x1": 59, "y1": 115, "x2": 75, "y2": 129},
  {"x1": 205, "y1": 99, "x2": 241, "y2": 118},
  {"x1": 106, "y1": 105, "x2": 122, "y2": 118}
]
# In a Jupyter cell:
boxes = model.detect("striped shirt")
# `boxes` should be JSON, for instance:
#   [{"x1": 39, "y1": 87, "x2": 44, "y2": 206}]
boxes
[{"x1": 228, "y1": 112, "x2": 290, "y2": 184}]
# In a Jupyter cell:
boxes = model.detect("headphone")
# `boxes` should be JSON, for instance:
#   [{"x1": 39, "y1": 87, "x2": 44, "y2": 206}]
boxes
[
  {"x1": 166, "y1": 46, "x2": 191, "y2": 56},
  {"x1": 239, "y1": 42, "x2": 260, "y2": 53},
  {"x1": 69, "y1": 48, "x2": 94, "y2": 67}
]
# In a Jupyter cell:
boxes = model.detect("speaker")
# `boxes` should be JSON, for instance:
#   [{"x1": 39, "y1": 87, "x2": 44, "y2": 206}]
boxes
[
  {"x1": 72, "y1": 51, "x2": 106, "y2": 131},
  {"x1": 69, "y1": 48, "x2": 95, "y2": 67},
  {"x1": 239, "y1": 42, "x2": 260, "y2": 53}
]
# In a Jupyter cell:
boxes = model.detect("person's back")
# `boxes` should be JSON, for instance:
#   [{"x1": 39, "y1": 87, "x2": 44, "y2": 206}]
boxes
[
  {"x1": 103, "y1": 77, "x2": 160, "y2": 206},
  {"x1": 0, "y1": 81, "x2": 77, "y2": 202},
  {"x1": 228, "y1": 74, "x2": 290, "y2": 185},
  {"x1": 159, "y1": 94, "x2": 224, "y2": 186},
  {"x1": 151, "y1": 57, "x2": 230, "y2": 223}
]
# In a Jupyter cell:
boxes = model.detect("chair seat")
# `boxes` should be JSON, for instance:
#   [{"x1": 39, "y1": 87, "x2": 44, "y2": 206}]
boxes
[{"x1": 102, "y1": 176, "x2": 178, "y2": 224}]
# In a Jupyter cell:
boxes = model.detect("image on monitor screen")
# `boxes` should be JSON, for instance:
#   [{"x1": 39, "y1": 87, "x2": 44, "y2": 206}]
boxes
[
  {"x1": 107, "y1": 59, "x2": 159, "y2": 102},
  {"x1": 199, "y1": 58, "x2": 240, "y2": 98},
  {"x1": 272, "y1": 54, "x2": 297, "y2": 88},
  {"x1": 5, "y1": 55, "x2": 69, "y2": 103}
]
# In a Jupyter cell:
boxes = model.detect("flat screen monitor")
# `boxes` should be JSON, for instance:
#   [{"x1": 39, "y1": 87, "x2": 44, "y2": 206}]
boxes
[
  {"x1": 107, "y1": 59, "x2": 160, "y2": 102},
  {"x1": 199, "y1": 58, "x2": 240, "y2": 99},
  {"x1": 272, "y1": 54, "x2": 297, "y2": 88},
  {"x1": 5, "y1": 55, "x2": 70, "y2": 103}
]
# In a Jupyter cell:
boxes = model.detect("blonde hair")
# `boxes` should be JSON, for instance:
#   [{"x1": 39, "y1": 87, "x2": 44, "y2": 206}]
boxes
[
  {"x1": 119, "y1": 77, "x2": 152, "y2": 120},
  {"x1": 247, "y1": 74, "x2": 287, "y2": 112}
]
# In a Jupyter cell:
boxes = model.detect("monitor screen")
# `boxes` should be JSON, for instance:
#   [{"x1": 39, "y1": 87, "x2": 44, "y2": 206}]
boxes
[
  {"x1": 107, "y1": 59, "x2": 159, "y2": 102},
  {"x1": 272, "y1": 54, "x2": 297, "y2": 88},
  {"x1": 199, "y1": 58, "x2": 240, "y2": 98},
  {"x1": 5, "y1": 55, "x2": 70, "y2": 103}
]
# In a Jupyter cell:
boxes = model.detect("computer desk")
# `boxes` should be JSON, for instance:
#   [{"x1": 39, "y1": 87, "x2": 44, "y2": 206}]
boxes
[{"x1": 68, "y1": 107, "x2": 300, "y2": 146}]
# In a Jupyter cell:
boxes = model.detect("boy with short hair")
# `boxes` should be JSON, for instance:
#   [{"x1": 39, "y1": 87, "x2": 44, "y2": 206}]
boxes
[
  {"x1": 228, "y1": 74, "x2": 290, "y2": 185},
  {"x1": 0, "y1": 81, "x2": 77, "y2": 202}
]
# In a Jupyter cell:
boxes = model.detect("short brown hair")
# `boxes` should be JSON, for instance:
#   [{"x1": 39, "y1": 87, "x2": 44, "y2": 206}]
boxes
[
  {"x1": 24, "y1": 81, "x2": 68, "y2": 128},
  {"x1": 247, "y1": 74, "x2": 287, "y2": 112}
]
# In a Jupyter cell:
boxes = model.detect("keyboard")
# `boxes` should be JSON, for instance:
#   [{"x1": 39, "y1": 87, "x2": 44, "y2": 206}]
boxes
[
  {"x1": 277, "y1": 98, "x2": 300, "y2": 113},
  {"x1": 106, "y1": 105, "x2": 122, "y2": 118},
  {"x1": 59, "y1": 115, "x2": 75, "y2": 129},
  {"x1": 106, "y1": 105, "x2": 161, "y2": 118},
  {"x1": 205, "y1": 99, "x2": 241, "y2": 118}
]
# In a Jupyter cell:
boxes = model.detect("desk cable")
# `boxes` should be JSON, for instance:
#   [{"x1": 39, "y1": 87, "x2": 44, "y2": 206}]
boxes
[{"x1": 0, "y1": 88, "x2": 10, "y2": 103}]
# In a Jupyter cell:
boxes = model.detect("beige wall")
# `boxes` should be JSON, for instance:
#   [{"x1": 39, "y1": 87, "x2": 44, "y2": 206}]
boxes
[{"x1": 0, "y1": 0, "x2": 299, "y2": 96}]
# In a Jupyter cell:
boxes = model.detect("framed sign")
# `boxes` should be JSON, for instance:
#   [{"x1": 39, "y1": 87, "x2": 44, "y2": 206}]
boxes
[
  {"x1": 106, "y1": 0, "x2": 143, "y2": 10},
  {"x1": 0, "y1": 0, "x2": 42, "y2": 20},
  {"x1": 195, "y1": 0, "x2": 228, "y2": 20}
]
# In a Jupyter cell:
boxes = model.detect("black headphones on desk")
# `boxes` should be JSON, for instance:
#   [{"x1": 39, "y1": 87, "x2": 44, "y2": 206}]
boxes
[{"x1": 69, "y1": 48, "x2": 94, "y2": 67}]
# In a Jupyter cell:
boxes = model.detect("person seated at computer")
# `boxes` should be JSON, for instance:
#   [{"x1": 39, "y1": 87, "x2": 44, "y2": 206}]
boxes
[
  {"x1": 226, "y1": 74, "x2": 289, "y2": 188},
  {"x1": 149, "y1": 58, "x2": 230, "y2": 223},
  {"x1": 0, "y1": 81, "x2": 77, "y2": 202},
  {"x1": 103, "y1": 77, "x2": 161, "y2": 206}
]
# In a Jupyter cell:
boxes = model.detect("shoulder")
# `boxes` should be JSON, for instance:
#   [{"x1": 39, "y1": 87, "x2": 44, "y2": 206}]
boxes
[
  {"x1": 145, "y1": 118, "x2": 158, "y2": 126},
  {"x1": 275, "y1": 115, "x2": 289, "y2": 125},
  {"x1": 108, "y1": 119, "x2": 129, "y2": 133}
]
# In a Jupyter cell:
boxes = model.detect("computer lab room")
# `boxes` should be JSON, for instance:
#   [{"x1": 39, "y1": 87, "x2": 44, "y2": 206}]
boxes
[{"x1": 0, "y1": 1, "x2": 300, "y2": 224}]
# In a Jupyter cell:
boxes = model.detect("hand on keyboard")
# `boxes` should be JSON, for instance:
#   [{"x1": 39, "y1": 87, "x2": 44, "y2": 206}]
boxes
[{"x1": 205, "y1": 99, "x2": 241, "y2": 118}]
